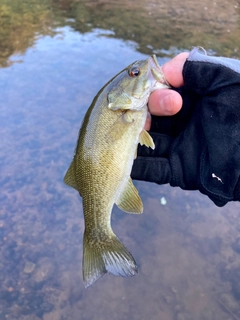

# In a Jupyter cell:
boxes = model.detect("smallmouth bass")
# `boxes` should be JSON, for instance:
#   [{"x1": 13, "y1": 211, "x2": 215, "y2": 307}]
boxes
[{"x1": 64, "y1": 55, "x2": 169, "y2": 287}]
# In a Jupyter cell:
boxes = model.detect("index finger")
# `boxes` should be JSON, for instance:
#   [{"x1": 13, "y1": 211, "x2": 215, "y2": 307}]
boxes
[{"x1": 162, "y1": 52, "x2": 189, "y2": 87}]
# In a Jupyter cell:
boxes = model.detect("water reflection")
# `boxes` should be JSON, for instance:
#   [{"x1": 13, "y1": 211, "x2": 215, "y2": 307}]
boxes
[
  {"x1": 0, "y1": 0, "x2": 240, "y2": 68},
  {"x1": 1, "y1": 0, "x2": 240, "y2": 319}
]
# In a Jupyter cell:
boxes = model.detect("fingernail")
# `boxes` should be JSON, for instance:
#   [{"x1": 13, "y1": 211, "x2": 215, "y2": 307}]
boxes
[{"x1": 159, "y1": 95, "x2": 173, "y2": 115}]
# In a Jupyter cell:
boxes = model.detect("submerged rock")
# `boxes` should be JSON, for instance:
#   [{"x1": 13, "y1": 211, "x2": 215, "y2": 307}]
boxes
[
  {"x1": 23, "y1": 261, "x2": 36, "y2": 274},
  {"x1": 30, "y1": 257, "x2": 56, "y2": 289}
]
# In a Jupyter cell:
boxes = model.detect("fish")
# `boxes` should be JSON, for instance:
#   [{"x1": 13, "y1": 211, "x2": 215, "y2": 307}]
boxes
[{"x1": 64, "y1": 55, "x2": 169, "y2": 288}]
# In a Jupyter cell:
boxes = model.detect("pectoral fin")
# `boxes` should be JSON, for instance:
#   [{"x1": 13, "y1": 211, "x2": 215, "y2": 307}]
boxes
[
  {"x1": 64, "y1": 160, "x2": 79, "y2": 192},
  {"x1": 116, "y1": 178, "x2": 143, "y2": 214},
  {"x1": 139, "y1": 130, "x2": 155, "y2": 149}
]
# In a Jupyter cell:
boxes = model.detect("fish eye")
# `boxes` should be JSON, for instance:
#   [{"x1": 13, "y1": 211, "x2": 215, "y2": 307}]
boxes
[{"x1": 128, "y1": 67, "x2": 140, "y2": 77}]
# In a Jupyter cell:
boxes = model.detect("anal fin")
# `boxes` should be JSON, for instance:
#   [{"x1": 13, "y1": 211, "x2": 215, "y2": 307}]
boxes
[{"x1": 116, "y1": 178, "x2": 143, "y2": 214}]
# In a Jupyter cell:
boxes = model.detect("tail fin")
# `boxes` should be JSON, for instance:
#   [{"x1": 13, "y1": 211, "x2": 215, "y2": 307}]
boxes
[{"x1": 83, "y1": 232, "x2": 138, "y2": 288}]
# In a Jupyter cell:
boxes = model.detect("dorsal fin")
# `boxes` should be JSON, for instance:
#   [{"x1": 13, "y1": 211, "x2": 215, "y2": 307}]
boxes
[{"x1": 63, "y1": 160, "x2": 79, "y2": 191}]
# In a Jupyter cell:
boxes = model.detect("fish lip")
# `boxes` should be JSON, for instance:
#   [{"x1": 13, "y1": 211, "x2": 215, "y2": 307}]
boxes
[
  {"x1": 149, "y1": 54, "x2": 170, "y2": 88},
  {"x1": 151, "y1": 54, "x2": 161, "y2": 69},
  {"x1": 148, "y1": 54, "x2": 161, "y2": 72}
]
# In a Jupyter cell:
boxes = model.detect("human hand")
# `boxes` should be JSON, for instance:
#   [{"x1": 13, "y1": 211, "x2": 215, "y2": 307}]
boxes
[
  {"x1": 132, "y1": 48, "x2": 240, "y2": 207},
  {"x1": 145, "y1": 52, "x2": 189, "y2": 130}
]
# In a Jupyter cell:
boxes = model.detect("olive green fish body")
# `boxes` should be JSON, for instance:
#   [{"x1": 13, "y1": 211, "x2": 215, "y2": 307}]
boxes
[{"x1": 64, "y1": 55, "x2": 169, "y2": 287}]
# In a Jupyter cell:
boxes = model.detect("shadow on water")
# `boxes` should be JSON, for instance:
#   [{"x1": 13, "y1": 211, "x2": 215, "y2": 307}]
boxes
[{"x1": 1, "y1": 0, "x2": 240, "y2": 319}]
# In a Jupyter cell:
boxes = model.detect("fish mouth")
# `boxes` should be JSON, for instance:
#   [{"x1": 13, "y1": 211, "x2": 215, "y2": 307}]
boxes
[
  {"x1": 151, "y1": 54, "x2": 161, "y2": 69},
  {"x1": 149, "y1": 54, "x2": 170, "y2": 88}
]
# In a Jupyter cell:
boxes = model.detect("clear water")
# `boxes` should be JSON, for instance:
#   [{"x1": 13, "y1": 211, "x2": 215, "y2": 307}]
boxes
[{"x1": 1, "y1": 1, "x2": 240, "y2": 319}]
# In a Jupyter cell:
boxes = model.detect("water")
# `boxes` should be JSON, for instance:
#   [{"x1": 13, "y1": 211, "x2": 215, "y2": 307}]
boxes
[{"x1": 1, "y1": 0, "x2": 240, "y2": 319}]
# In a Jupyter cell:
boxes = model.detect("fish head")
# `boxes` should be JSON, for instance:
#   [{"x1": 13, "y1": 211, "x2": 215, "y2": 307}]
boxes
[
  {"x1": 126, "y1": 55, "x2": 170, "y2": 97},
  {"x1": 108, "y1": 55, "x2": 169, "y2": 111}
]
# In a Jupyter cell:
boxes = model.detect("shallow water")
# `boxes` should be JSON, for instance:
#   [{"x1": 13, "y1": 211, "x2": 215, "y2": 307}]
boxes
[{"x1": 1, "y1": 0, "x2": 240, "y2": 319}]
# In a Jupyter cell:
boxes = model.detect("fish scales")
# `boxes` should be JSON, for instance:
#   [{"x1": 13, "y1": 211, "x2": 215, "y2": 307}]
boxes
[{"x1": 64, "y1": 55, "x2": 169, "y2": 287}]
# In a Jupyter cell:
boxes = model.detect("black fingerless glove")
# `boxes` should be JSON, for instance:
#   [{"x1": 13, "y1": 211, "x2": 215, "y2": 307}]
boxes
[{"x1": 131, "y1": 48, "x2": 240, "y2": 206}]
